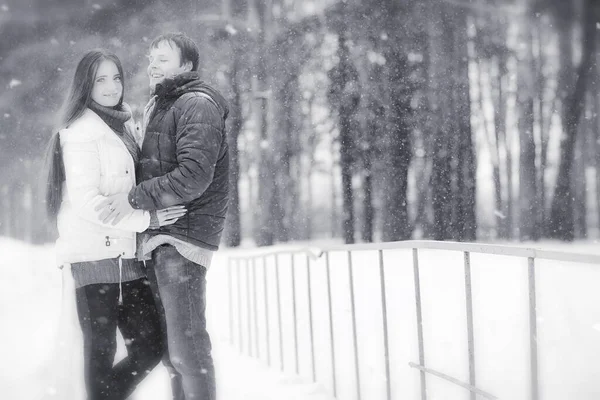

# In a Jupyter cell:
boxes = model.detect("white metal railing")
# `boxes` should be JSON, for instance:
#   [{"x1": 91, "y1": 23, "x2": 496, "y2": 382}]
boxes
[{"x1": 225, "y1": 240, "x2": 600, "y2": 400}]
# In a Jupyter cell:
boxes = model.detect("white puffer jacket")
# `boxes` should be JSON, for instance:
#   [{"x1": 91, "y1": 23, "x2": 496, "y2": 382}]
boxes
[{"x1": 55, "y1": 109, "x2": 150, "y2": 264}]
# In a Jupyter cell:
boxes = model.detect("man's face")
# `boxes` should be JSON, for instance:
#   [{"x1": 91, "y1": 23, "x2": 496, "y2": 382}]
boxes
[{"x1": 147, "y1": 41, "x2": 190, "y2": 89}]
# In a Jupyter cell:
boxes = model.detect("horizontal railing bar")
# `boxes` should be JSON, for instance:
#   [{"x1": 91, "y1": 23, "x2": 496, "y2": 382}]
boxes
[
  {"x1": 227, "y1": 240, "x2": 600, "y2": 265},
  {"x1": 228, "y1": 247, "x2": 323, "y2": 260},
  {"x1": 408, "y1": 362, "x2": 498, "y2": 400}
]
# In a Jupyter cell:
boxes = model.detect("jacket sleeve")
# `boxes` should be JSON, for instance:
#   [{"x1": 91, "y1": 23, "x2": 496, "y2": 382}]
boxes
[
  {"x1": 128, "y1": 95, "x2": 224, "y2": 210},
  {"x1": 61, "y1": 131, "x2": 150, "y2": 232}
]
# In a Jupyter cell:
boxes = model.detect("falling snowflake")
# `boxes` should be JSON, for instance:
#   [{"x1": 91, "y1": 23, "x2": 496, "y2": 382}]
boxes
[
  {"x1": 367, "y1": 51, "x2": 385, "y2": 66},
  {"x1": 57, "y1": 67, "x2": 63, "y2": 72},
  {"x1": 92, "y1": 4, "x2": 102, "y2": 10},
  {"x1": 142, "y1": 36, "x2": 148, "y2": 42},
  {"x1": 50, "y1": 38, "x2": 59, "y2": 45},
  {"x1": 9, "y1": 79, "x2": 21, "y2": 89},
  {"x1": 493, "y1": 210, "x2": 506, "y2": 219},
  {"x1": 110, "y1": 37, "x2": 123, "y2": 48},
  {"x1": 69, "y1": 40, "x2": 76, "y2": 45},
  {"x1": 225, "y1": 24, "x2": 237, "y2": 36},
  {"x1": 4, "y1": 113, "x2": 10, "y2": 118}
]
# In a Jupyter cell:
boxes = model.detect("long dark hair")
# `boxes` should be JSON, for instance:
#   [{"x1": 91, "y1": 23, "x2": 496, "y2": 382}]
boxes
[{"x1": 44, "y1": 49, "x2": 125, "y2": 220}]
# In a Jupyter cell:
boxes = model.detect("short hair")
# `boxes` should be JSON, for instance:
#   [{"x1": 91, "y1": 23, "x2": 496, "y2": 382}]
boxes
[{"x1": 150, "y1": 32, "x2": 200, "y2": 72}]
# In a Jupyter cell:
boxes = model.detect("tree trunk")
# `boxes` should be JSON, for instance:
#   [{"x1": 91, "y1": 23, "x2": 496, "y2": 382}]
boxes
[
  {"x1": 362, "y1": 164, "x2": 374, "y2": 242},
  {"x1": 475, "y1": 55, "x2": 503, "y2": 239},
  {"x1": 338, "y1": 41, "x2": 356, "y2": 244},
  {"x1": 518, "y1": 20, "x2": 538, "y2": 241},
  {"x1": 339, "y1": 106, "x2": 355, "y2": 244},
  {"x1": 595, "y1": 79, "x2": 600, "y2": 235},
  {"x1": 1, "y1": 184, "x2": 9, "y2": 237},
  {"x1": 380, "y1": 0, "x2": 414, "y2": 242},
  {"x1": 505, "y1": 116, "x2": 514, "y2": 239},
  {"x1": 534, "y1": 18, "x2": 549, "y2": 235},
  {"x1": 272, "y1": 77, "x2": 297, "y2": 243},
  {"x1": 548, "y1": 0, "x2": 597, "y2": 241},
  {"x1": 573, "y1": 111, "x2": 588, "y2": 239},
  {"x1": 329, "y1": 32, "x2": 359, "y2": 244},
  {"x1": 305, "y1": 165, "x2": 313, "y2": 240},
  {"x1": 492, "y1": 55, "x2": 510, "y2": 238},
  {"x1": 362, "y1": 60, "x2": 384, "y2": 243},
  {"x1": 381, "y1": 49, "x2": 412, "y2": 242},
  {"x1": 224, "y1": 44, "x2": 243, "y2": 247},
  {"x1": 330, "y1": 138, "x2": 339, "y2": 238},
  {"x1": 454, "y1": 11, "x2": 477, "y2": 241},
  {"x1": 254, "y1": 0, "x2": 275, "y2": 246},
  {"x1": 362, "y1": 146, "x2": 374, "y2": 243},
  {"x1": 304, "y1": 95, "x2": 315, "y2": 240},
  {"x1": 11, "y1": 182, "x2": 22, "y2": 240},
  {"x1": 430, "y1": 0, "x2": 453, "y2": 240}
]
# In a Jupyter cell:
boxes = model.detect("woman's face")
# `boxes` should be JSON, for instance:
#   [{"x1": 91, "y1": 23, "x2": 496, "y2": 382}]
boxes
[{"x1": 91, "y1": 59, "x2": 122, "y2": 108}]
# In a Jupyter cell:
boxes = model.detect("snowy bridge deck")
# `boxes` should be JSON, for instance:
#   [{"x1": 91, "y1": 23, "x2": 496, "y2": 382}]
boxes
[
  {"x1": 2, "y1": 238, "x2": 600, "y2": 400},
  {"x1": 0, "y1": 238, "x2": 333, "y2": 400}
]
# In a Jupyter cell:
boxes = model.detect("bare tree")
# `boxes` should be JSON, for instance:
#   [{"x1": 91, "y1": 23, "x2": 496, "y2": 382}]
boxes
[
  {"x1": 547, "y1": 0, "x2": 598, "y2": 241},
  {"x1": 328, "y1": 30, "x2": 360, "y2": 244},
  {"x1": 518, "y1": 0, "x2": 538, "y2": 241}
]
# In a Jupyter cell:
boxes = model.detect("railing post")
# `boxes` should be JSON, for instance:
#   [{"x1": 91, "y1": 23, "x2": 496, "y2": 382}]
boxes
[
  {"x1": 246, "y1": 258, "x2": 253, "y2": 357},
  {"x1": 307, "y1": 254, "x2": 316, "y2": 382},
  {"x1": 263, "y1": 255, "x2": 271, "y2": 366},
  {"x1": 325, "y1": 251, "x2": 337, "y2": 397},
  {"x1": 228, "y1": 258, "x2": 234, "y2": 346},
  {"x1": 275, "y1": 254, "x2": 284, "y2": 371},
  {"x1": 528, "y1": 257, "x2": 539, "y2": 400},
  {"x1": 348, "y1": 251, "x2": 361, "y2": 400},
  {"x1": 379, "y1": 250, "x2": 391, "y2": 400},
  {"x1": 291, "y1": 254, "x2": 299, "y2": 374},
  {"x1": 413, "y1": 248, "x2": 427, "y2": 400},
  {"x1": 237, "y1": 259, "x2": 243, "y2": 353},
  {"x1": 252, "y1": 257, "x2": 260, "y2": 359},
  {"x1": 464, "y1": 252, "x2": 476, "y2": 400}
]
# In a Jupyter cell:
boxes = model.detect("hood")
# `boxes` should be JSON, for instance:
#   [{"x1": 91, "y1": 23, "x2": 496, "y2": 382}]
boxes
[{"x1": 155, "y1": 72, "x2": 229, "y2": 120}]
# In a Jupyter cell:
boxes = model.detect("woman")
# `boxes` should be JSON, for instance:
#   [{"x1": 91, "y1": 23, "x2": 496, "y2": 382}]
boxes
[{"x1": 44, "y1": 49, "x2": 186, "y2": 399}]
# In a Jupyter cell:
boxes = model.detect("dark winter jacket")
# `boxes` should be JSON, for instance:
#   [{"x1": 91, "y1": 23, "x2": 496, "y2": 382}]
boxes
[{"x1": 128, "y1": 72, "x2": 230, "y2": 251}]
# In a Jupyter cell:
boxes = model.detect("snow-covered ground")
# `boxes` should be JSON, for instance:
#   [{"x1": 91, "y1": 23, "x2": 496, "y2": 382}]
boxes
[
  {"x1": 2, "y1": 237, "x2": 600, "y2": 400},
  {"x1": 0, "y1": 238, "x2": 334, "y2": 400}
]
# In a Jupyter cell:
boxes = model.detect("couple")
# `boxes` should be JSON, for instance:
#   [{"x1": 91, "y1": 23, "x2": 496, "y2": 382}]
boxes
[{"x1": 44, "y1": 32, "x2": 229, "y2": 400}]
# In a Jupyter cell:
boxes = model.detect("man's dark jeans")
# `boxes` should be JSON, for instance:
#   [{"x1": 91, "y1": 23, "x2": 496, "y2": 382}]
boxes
[
  {"x1": 146, "y1": 244, "x2": 215, "y2": 400},
  {"x1": 75, "y1": 277, "x2": 163, "y2": 400}
]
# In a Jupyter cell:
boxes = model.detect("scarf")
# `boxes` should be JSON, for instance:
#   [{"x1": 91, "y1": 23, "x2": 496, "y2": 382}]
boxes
[{"x1": 89, "y1": 101, "x2": 140, "y2": 164}]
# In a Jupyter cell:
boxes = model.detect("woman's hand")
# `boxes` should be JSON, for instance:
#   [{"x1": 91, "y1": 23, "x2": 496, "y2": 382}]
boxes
[{"x1": 150, "y1": 206, "x2": 187, "y2": 229}]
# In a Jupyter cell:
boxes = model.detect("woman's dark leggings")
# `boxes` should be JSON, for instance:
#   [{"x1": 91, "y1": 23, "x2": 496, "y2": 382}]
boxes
[{"x1": 75, "y1": 278, "x2": 164, "y2": 400}]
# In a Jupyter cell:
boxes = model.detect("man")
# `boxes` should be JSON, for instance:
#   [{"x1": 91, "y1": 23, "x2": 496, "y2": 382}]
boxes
[{"x1": 97, "y1": 32, "x2": 229, "y2": 400}]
